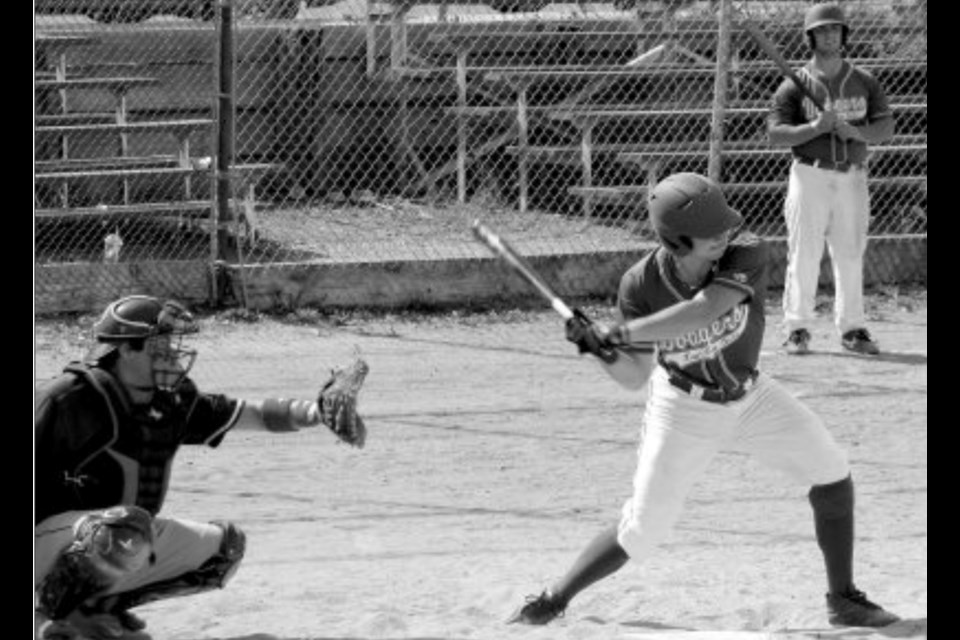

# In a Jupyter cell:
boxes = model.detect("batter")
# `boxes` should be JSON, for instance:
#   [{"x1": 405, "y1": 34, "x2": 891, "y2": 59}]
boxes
[
  {"x1": 768, "y1": 2, "x2": 895, "y2": 355},
  {"x1": 506, "y1": 172, "x2": 900, "y2": 628}
]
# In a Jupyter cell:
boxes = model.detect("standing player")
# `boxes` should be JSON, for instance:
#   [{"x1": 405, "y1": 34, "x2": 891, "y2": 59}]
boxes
[
  {"x1": 506, "y1": 173, "x2": 900, "y2": 628},
  {"x1": 768, "y1": 2, "x2": 895, "y2": 355},
  {"x1": 35, "y1": 295, "x2": 368, "y2": 639}
]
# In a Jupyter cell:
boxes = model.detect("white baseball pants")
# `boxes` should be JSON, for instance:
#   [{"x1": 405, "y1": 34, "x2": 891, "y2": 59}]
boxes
[
  {"x1": 617, "y1": 366, "x2": 850, "y2": 560},
  {"x1": 782, "y1": 160, "x2": 871, "y2": 335}
]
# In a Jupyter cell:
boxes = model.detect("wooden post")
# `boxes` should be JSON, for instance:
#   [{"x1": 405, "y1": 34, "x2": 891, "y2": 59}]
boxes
[
  {"x1": 517, "y1": 83, "x2": 529, "y2": 213},
  {"x1": 580, "y1": 120, "x2": 594, "y2": 219},
  {"x1": 390, "y1": 4, "x2": 408, "y2": 71},
  {"x1": 116, "y1": 89, "x2": 132, "y2": 204},
  {"x1": 708, "y1": 0, "x2": 732, "y2": 183},
  {"x1": 365, "y1": 0, "x2": 376, "y2": 76},
  {"x1": 456, "y1": 50, "x2": 468, "y2": 203}
]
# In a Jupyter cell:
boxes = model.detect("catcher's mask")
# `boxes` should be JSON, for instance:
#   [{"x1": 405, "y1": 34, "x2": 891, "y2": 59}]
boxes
[
  {"x1": 87, "y1": 295, "x2": 199, "y2": 391},
  {"x1": 804, "y1": 2, "x2": 849, "y2": 50},
  {"x1": 647, "y1": 172, "x2": 743, "y2": 256}
]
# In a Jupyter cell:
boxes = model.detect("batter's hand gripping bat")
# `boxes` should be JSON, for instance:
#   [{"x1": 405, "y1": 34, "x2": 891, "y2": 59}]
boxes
[
  {"x1": 739, "y1": 15, "x2": 826, "y2": 112},
  {"x1": 471, "y1": 220, "x2": 618, "y2": 363}
]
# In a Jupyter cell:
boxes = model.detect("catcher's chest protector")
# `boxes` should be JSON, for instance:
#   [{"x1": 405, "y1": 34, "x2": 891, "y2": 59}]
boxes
[{"x1": 59, "y1": 364, "x2": 188, "y2": 515}]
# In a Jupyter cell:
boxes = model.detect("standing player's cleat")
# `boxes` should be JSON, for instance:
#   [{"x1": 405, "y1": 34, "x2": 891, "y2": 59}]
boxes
[
  {"x1": 841, "y1": 328, "x2": 880, "y2": 355},
  {"x1": 783, "y1": 328, "x2": 811, "y2": 355},
  {"x1": 826, "y1": 588, "x2": 900, "y2": 627},
  {"x1": 507, "y1": 590, "x2": 567, "y2": 625}
]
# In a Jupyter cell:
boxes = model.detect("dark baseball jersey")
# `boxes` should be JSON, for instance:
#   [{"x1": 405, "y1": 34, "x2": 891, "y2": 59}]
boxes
[
  {"x1": 35, "y1": 362, "x2": 243, "y2": 524},
  {"x1": 768, "y1": 60, "x2": 892, "y2": 165},
  {"x1": 617, "y1": 233, "x2": 769, "y2": 391}
]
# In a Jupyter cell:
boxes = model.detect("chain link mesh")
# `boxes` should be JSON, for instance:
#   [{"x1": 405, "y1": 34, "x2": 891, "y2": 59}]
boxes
[{"x1": 34, "y1": 0, "x2": 926, "y2": 310}]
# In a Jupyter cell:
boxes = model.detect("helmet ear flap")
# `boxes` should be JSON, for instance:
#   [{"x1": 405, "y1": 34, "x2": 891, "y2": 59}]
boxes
[{"x1": 658, "y1": 233, "x2": 693, "y2": 256}]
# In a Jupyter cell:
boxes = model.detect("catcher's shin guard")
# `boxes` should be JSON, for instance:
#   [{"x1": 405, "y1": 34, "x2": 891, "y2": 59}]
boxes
[
  {"x1": 36, "y1": 506, "x2": 156, "y2": 620},
  {"x1": 97, "y1": 520, "x2": 246, "y2": 613}
]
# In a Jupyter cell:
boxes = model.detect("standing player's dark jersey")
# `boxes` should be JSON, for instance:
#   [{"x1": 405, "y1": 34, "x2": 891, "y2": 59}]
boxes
[
  {"x1": 617, "y1": 233, "x2": 769, "y2": 391},
  {"x1": 768, "y1": 60, "x2": 892, "y2": 166},
  {"x1": 35, "y1": 362, "x2": 243, "y2": 524}
]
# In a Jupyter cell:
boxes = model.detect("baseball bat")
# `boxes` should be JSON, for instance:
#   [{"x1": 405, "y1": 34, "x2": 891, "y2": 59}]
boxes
[
  {"x1": 739, "y1": 17, "x2": 826, "y2": 112},
  {"x1": 471, "y1": 220, "x2": 575, "y2": 321}
]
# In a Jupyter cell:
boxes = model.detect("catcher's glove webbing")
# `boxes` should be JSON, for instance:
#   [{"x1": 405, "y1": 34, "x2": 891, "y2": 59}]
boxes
[
  {"x1": 318, "y1": 357, "x2": 369, "y2": 448},
  {"x1": 37, "y1": 505, "x2": 156, "y2": 620}
]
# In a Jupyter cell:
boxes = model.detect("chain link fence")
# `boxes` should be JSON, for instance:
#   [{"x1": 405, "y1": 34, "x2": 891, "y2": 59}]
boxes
[{"x1": 34, "y1": 0, "x2": 926, "y2": 311}]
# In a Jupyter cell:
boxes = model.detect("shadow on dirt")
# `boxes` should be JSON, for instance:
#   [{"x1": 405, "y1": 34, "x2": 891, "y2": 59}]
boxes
[{"x1": 816, "y1": 350, "x2": 927, "y2": 366}]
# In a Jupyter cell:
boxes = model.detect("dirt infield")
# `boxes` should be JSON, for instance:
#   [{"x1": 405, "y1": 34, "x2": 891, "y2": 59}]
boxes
[{"x1": 33, "y1": 288, "x2": 927, "y2": 640}]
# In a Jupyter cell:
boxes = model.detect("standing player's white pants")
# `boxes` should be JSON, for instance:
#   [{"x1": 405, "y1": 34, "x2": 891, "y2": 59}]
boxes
[
  {"x1": 782, "y1": 160, "x2": 871, "y2": 335},
  {"x1": 617, "y1": 367, "x2": 850, "y2": 560},
  {"x1": 35, "y1": 511, "x2": 224, "y2": 594}
]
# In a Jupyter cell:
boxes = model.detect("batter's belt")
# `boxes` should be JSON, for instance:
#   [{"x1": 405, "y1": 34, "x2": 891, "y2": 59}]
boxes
[
  {"x1": 794, "y1": 156, "x2": 864, "y2": 173},
  {"x1": 667, "y1": 370, "x2": 759, "y2": 404}
]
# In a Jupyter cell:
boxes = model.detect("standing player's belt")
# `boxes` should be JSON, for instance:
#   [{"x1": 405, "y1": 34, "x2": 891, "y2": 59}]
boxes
[
  {"x1": 667, "y1": 371, "x2": 758, "y2": 404},
  {"x1": 794, "y1": 156, "x2": 863, "y2": 173}
]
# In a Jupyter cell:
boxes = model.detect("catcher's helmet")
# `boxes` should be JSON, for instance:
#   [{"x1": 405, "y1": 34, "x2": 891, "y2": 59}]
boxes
[
  {"x1": 804, "y1": 2, "x2": 849, "y2": 48},
  {"x1": 87, "y1": 295, "x2": 199, "y2": 390},
  {"x1": 647, "y1": 173, "x2": 743, "y2": 255}
]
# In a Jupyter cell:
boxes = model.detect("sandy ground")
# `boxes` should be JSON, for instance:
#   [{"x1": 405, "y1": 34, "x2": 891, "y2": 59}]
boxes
[{"x1": 33, "y1": 289, "x2": 927, "y2": 640}]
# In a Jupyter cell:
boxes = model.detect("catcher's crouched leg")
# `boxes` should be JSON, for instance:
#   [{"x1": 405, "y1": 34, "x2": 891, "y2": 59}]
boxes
[
  {"x1": 36, "y1": 505, "x2": 156, "y2": 621},
  {"x1": 94, "y1": 519, "x2": 246, "y2": 614}
]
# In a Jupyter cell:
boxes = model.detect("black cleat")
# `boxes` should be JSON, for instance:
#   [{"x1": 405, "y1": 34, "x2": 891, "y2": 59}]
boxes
[
  {"x1": 841, "y1": 328, "x2": 880, "y2": 355},
  {"x1": 827, "y1": 588, "x2": 900, "y2": 627},
  {"x1": 784, "y1": 328, "x2": 811, "y2": 355},
  {"x1": 507, "y1": 590, "x2": 567, "y2": 625}
]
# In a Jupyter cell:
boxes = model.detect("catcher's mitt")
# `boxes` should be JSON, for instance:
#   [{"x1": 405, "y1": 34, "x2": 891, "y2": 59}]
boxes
[
  {"x1": 37, "y1": 505, "x2": 155, "y2": 620},
  {"x1": 318, "y1": 357, "x2": 369, "y2": 448}
]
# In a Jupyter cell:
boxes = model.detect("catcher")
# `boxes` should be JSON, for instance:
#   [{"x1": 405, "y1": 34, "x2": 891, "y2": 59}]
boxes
[{"x1": 35, "y1": 294, "x2": 369, "y2": 639}]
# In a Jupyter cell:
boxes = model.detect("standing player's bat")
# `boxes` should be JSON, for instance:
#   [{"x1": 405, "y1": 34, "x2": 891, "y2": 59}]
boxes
[
  {"x1": 471, "y1": 220, "x2": 575, "y2": 321},
  {"x1": 739, "y1": 16, "x2": 826, "y2": 112}
]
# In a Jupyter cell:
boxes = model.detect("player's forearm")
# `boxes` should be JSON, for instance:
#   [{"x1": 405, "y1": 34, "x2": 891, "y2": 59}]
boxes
[
  {"x1": 617, "y1": 297, "x2": 719, "y2": 343},
  {"x1": 857, "y1": 117, "x2": 895, "y2": 144},
  {"x1": 236, "y1": 398, "x2": 321, "y2": 432}
]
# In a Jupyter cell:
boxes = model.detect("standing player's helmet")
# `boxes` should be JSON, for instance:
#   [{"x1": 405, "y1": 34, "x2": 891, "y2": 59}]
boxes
[
  {"x1": 87, "y1": 295, "x2": 199, "y2": 391},
  {"x1": 803, "y1": 2, "x2": 849, "y2": 49},
  {"x1": 647, "y1": 173, "x2": 743, "y2": 255}
]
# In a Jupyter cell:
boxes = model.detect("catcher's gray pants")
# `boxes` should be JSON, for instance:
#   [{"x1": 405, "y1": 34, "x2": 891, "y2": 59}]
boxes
[{"x1": 35, "y1": 510, "x2": 223, "y2": 594}]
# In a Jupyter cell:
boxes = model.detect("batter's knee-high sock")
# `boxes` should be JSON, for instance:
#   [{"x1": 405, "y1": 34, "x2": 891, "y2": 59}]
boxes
[
  {"x1": 549, "y1": 525, "x2": 629, "y2": 606},
  {"x1": 809, "y1": 475, "x2": 855, "y2": 594}
]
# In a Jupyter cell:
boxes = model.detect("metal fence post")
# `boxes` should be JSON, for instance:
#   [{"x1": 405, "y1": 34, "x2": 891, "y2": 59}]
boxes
[{"x1": 213, "y1": 0, "x2": 235, "y2": 306}]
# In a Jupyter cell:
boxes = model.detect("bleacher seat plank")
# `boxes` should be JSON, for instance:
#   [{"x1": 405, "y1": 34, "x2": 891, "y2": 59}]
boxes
[
  {"x1": 569, "y1": 176, "x2": 927, "y2": 202},
  {"x1": 35, "y1": 113, "x2": 125, "y2": 126},
  {"x1": 34, "y1": 119, "x2": 214, "y2": 137},
  {"x1": 35, "y1": 166, "x2": 206, "y2": 181},
  {"x1": 35, "y1": 200, "x2": 214, "y2": 220},
  {"x1": 483, "y1": 58, "x2": 925, "y2": 83},
  {"x1": 35, "y1": 77, "x2": 160, "y2": 92},
  {"x1": 35, "y1": 155, "x2": 186, "y2": 173}
]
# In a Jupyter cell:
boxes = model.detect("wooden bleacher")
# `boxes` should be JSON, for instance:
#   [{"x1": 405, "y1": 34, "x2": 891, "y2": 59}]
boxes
[
  {"x1": 34, "y1": 31, "x2": 283, "y2": 246},
  {"x1": 402, "y1": 15, "x2": 925, "y2": 217}
]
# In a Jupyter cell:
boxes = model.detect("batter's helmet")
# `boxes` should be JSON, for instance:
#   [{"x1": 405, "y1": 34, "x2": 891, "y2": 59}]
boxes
[
  {"x1": 86, "y1": 295, "x2": 199, "y2": 389},
  {"x1": 647, "y1": 173, "x2": 743, "y2": 255},
  {"x1": 804, "y1": 3, "x2": 849, "y2": 48}
]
